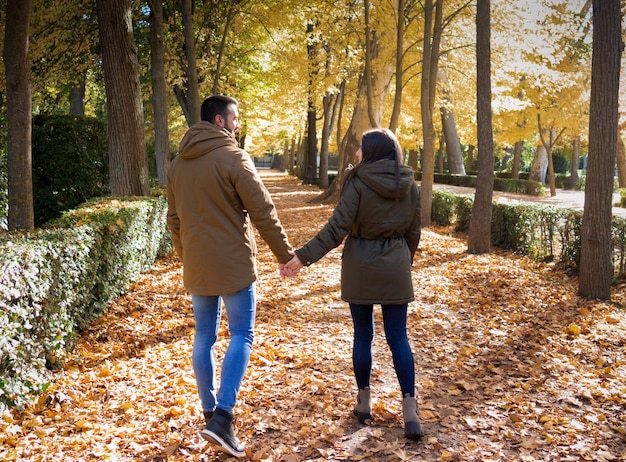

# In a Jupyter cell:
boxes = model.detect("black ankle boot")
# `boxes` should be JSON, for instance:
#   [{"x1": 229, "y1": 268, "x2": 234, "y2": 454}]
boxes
[
  {"x1": 203, "y1": 411, "x2": 214, "y2": 426},
  {"x1": 201, "y1": 408, "x2": 245, "y2": 458}
]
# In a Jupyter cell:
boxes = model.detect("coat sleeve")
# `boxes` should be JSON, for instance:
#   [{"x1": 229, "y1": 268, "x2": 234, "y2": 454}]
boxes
[
  {"x1": 233, "y1": 152, "x2": 293, "y2": 263},
  {"x1": 404, "y1": 184, "x2": 421, "y2": 261},
  {"x1": 296, "y1": 179, "x2": 361, "y2": 266}
]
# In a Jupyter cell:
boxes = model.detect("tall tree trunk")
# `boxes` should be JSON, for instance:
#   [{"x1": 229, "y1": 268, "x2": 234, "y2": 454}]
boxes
[
  {"x1": 389, "y1": 0, "x2": 405, "y2": 133},
  {"x1": 437, "y1": 133, "x2": 445, "y2": 173},
  {"x1": 4, "y1": 0, "x2": 34, "y2": 231},
  {"x1": 69, "y1": 80, "x2": 86, "y2": 116},
  {"x1": 419, "y1": 0, "x2": 443, "y2": 227},
  {"x1": 569, "y1": 136, "x2": 582, "y2": 188},
  {"x1": 182, "y1": 0, "x2": 200, "y2": 126},
  {"x1": 149, "y1": 0, "x2": 171, "y2": 186},
  {"x1": 97, "y1": 0, "x2": 150, "y2": 196},
  {"x1": 212, "y1": 2, "x2": 236, "y2": 94},
  {"x1": 441, "y1": 105, "x2": 465, "y2": 174},
  {"x1": 303, "y1": 20, "x2": 319, "y2": 185},
  {"x1": 364, "y1": 0, "x2": 378, "y2": 128},
  {"x1": 616, "y1": 135, "x2": 626, "y2": 188},
  {"x1": 512, "y1": 140, "x2": 523, "y2": 179},
  {"x1": 579, "y1": 0, "x2": 622, "y2": 299},
  {"x1": 319, "y1": 90, "x2": 339, "y2": 189},
  {"x1": 466, "y1": 144, "x2": 475, "y2": 171},
  {"x1": 467, "y1": 0, "x2": 494, "y2": 254},
  {"x1": 529, "y1": 142, "x2": 548, "y2": 184},
  {"x1": 538, "y1": 117, "x2": 566, "y2": 197}
]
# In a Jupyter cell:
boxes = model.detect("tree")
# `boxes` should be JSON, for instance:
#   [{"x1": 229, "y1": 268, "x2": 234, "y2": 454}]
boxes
[
  {"x1": 4, "y1": 0, "x2": 34, "y2": 231},
  {"x1": 148, "y1": 0, "x2": 171, "y2": 185},
  {"x1": 181, "y1": 0, "x2": 200, "y2": 126},
  {"x1": 419, "y1": 0, "x2": 443, "y2": 227},
  {"x1": 578, "y1": 0, "x2": 623, "y2": 299},
  {"x1": 96, "y1": 0, "x2": 150, "y2": 196},
  {"x1": 467, "y1": 0, "x2": 493, "y2": 253}
]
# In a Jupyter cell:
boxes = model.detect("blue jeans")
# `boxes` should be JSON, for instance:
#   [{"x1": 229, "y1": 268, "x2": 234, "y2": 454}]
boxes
[
  {"x1": 349, "y1": 303, "x2": 415, "y2": 396},
  {"x1": 191, "y1": 283, "x2": 256, "y2": 413}
]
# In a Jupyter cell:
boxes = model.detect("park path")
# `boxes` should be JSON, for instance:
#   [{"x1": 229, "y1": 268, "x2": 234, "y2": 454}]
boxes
[{"x1": 1, "y1": 171, "x2": 624, "y2": 462}]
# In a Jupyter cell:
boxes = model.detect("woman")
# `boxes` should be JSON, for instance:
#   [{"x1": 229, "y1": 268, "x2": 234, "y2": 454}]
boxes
[{"x1": 284, "y1": 128, "x2": 423, "y2": 439}]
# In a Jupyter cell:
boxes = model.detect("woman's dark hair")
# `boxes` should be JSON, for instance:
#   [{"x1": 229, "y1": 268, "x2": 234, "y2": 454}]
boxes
[
  {"x1": 342, "y1": 128, "x2": 404, "y2": 193},
  {"x1": 200, "y1": 95, "x2": 238, "y2": 124}
]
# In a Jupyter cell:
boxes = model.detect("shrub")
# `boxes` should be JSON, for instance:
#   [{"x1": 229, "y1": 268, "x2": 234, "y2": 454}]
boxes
[
  {"x1": 0, "y1": 194, "x2": 170, "y2": 411},
  {"x1": 32, "y1": 115, "x2": 109, "y2": 227}
]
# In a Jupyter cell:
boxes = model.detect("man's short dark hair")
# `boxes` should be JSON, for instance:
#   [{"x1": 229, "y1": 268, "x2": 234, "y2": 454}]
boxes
[{"x1": 200, "y1": 95, "x2": 238, "y2": 124}]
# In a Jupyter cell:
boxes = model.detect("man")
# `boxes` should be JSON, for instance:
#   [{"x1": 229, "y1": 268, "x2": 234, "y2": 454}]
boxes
[{"x1": 166, "y1": 95, "x2": 295, "y2": 457}]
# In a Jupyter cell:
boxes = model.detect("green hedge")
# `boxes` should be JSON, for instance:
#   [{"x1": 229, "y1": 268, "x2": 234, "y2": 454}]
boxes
[
  {"x1": 32, "y1": 115, "x2": 109, "y2": 227},
  {"x1": 415, "y1": 172, "x2": 544, "y2": 196},
  {"x1": 0, "y1": 194, "x2": 170, "y2": 411},
  {"x1": 430, "y1": 189, "x2": 626, "y2": 279}
]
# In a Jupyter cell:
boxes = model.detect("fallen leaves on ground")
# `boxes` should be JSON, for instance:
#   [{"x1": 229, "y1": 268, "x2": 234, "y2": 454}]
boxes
[{"x1": 1, "y1": 171, "x2": 625, "y2": 461}]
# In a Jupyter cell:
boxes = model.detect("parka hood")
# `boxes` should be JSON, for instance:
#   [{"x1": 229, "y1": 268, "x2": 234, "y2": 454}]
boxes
[
  {"x1": 178, "y1": 121, "x2": 238, "y2": 160},
  {"x1": 355, "y1": 161, "x2": 416, "y2": 199}
]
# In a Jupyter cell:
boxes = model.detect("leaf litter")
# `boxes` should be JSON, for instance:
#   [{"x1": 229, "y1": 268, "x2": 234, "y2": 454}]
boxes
[{"x1": 1, "y1": 171, "x2": 625, "y2": 461}]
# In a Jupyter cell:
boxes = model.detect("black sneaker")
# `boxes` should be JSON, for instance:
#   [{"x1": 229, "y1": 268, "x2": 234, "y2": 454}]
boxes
[{"x1": 201, "y1": 408, "x2": 245, "y2": 458}]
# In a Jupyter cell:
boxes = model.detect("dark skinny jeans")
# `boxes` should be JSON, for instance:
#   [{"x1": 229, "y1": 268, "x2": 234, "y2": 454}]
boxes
[{"x1": 349, "y1": 303, "x2": 415, "y2": 396}]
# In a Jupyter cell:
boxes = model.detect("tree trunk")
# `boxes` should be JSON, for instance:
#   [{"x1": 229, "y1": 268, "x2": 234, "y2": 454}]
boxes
[
  {"x1": 212, "y1": 2, "x2": 236, "y2": 94},
  {"x1": 4, "y1": 0, "x2": 34, "y2": 231},
  {"x1": 302, "y1": 19, "x2": 318, "y2": 185},
  {"x1": 319, "y1": 91, "x2": 339, "y2": 189},
  {"x1": 149, "y1": 0, "x2": 171, "y2": 186},
  {"x1": 408, "y1": 149, "x2": 418, "y2": 170},
  {"x1": 389, "y1": 0, "x2": 405, "y2": 133},
  {"x1": 288, "y1": 137, "x2": 295, "y2": 175},
  {"x1": 364, "y1": 0, "x2": 378, "y2": 128},
  {"x1": 579, "y1": 0, "x2": 622, "y2": 300},
  {"x1": 97, "y1": 0, "x2": 150, "y2": 196},
  {"x1": 69, "y1": 80, "x2": 86, "y2": 116},
  {"x1": 467, "y1": 0, "x2": 494, "y2": 254},
  {"x1": 466, "y1": 144, "x2": 475, "y2": 171},
  {"x1": 182, "y1": 0, "x2": 200, "y2": 126},
  {"x1": 441, "y1": 105, "x2": 465, "y2": 174},
  {"x1": 529, "y1": 143, "x2": 548, "y2": 184},
  {"x1": 419, "y1": 0, "x2": 443, "y2": 227},
  {"x1": 512, "y1": 140, "x2": 523, "y2": 179},
  {"x1": 437, "y1": 133, "x2": 445, "y2": 173},
  {"x1": 569, "y1": 136, "x2": 581, "y2": 189},
  {"x1": 616, "y1": 135, "x2": 626, "y2": 188},
  {"x1": 538, "y1": 120, "x2": 566, "y2": 197}
]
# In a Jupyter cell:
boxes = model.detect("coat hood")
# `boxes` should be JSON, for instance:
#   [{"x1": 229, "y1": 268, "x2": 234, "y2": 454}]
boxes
[
  {"x1": 178, "y1": 121, "x2": 238, "y2": 160},
  {"x1": 355, "y1": 161, "x2": 416, "y2": 199}
]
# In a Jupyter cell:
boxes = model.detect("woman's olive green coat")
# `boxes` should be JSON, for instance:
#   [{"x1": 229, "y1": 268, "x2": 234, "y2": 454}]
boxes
[{"x1": 295, "y1": 161, "x2": 420, "y2": 304}]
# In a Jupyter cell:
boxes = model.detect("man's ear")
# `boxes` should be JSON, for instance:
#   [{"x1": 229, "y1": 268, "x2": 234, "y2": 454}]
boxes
[{"x1": 214, "y1": 114, "x2": 224, "y2": 127}]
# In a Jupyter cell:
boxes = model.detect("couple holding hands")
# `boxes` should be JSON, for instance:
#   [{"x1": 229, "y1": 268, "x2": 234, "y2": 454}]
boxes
[{"x1": 167, "y1": 94, "x2": 424, "y2": 458}]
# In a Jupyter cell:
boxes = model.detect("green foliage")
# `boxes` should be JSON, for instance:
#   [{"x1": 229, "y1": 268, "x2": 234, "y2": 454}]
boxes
[
  {"x1": 0, "y1": 194, "x2": 170, "y2": 411},
  {"x1": 32, "y1": 115, "x2": 109, "y2": 227},
  {"x1": 431, "y1": 190, "x2": 626, "y2": 281},
  {"x1": 431, "y1": 191, "x2": 473, "y2": 232},
  {"x1": 417, "y1": 172, "x2": 544, "y2": 196},
  {"x1": 431, "y1": 190, "x2": 455, "y2": 226},
  {"x1": 552, "y1": 149, "x2": 570, "y2": 174}
]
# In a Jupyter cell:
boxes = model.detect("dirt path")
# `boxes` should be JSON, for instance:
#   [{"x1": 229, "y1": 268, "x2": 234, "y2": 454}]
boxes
[{"x1": 1, "y1": 171, "x2": 625, "y2": 461}]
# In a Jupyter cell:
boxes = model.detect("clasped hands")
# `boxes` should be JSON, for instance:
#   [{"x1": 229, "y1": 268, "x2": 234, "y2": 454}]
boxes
[{"x1": 279, "y1": 250, "x2": 304, "y2": 277}]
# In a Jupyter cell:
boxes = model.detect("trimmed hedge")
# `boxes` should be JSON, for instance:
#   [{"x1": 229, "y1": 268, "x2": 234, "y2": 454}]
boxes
[
  {"x1": 430, "y1": 189, "x2": 626, "y2": 279},
  {"x1": 0, "y1": 194, "x2": 170, "y2": 411},
  {"x1": 415, "y1": 172, "x2": 545, "y2": 196}
]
